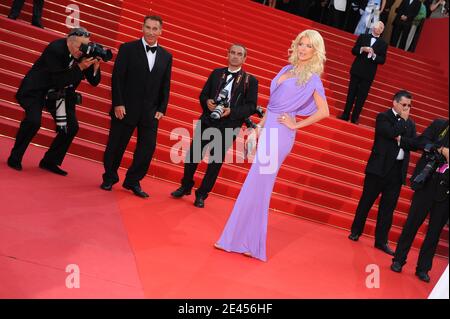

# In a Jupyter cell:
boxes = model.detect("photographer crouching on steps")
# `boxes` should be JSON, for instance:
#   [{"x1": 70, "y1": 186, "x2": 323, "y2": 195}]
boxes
[
  {"x1": 391, "y1": 118, "x2": 449, "y2": 283},
  {"x1": 7, "y1": 27, "x2": 103, "y2": 176}
]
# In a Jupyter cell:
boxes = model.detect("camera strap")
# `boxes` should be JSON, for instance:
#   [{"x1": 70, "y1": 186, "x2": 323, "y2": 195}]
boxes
[{"x1": 438, "y1": 125, "x2": 448, "y2": 140}]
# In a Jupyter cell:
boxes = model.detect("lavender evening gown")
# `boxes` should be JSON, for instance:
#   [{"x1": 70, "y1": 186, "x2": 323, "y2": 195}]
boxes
[{"x1": 216, "y1": 64, "x2": 326, "y2": 261}]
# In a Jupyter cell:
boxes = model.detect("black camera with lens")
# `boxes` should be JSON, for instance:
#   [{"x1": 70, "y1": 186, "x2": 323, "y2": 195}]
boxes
[
  {"x1": 411, "y1": 143, "x2": 446, "y2": 191},
  {"x1": 210, "y1": 88, "x2": 230, "y2": 120},
  {"x1": 244, "y1": 105, "x2": 265, "y2": 129},
  {"x1": 46, "y1": 87, "x2": 82, "y2": 105},
  {"x1": 79, "y1": 42, "x2": 113, "y2": 62}
]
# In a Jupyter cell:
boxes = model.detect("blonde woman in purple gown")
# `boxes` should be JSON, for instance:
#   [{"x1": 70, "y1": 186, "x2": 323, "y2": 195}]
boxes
[{"x1": 215, "y1": 30, "x2": 330, "y2": 261}]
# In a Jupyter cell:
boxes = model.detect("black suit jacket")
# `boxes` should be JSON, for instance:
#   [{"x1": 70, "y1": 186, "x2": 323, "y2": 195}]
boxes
[
  {"x1": 350, "y1": 34, "x2": 388, "y2": 82},
  {"x1": 111, "y1": 39, "x2": 172, "y2": 127},
  {"x1": 16, "y1": 38, "x2": 101, "y2": 109},
  {"x1": 199, "y1": 68, "x2": 258, "y2": 129},
  {"x1": 365, "y1": 109, "x2": 417, "y2": 184},
  {"x1": 410, "y1": 119, "x2": 449, "y2": 200},
  {"x1": 393, "y1": 0, "x2": 422, "y2": 25}
]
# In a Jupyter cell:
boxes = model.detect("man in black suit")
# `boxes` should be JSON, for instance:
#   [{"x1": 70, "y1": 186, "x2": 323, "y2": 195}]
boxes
[
  {"x1": 348, "y1": 90, "x2": 417, "y2": 255},
  {"x1": 100, "y1": 16, "x2": 172, "y2": 198},
  {"x1": 339, "y1": 21, "x2": 388, "y2": 124},
  {"x1": 391, "y1": 119, "x2": 449, "y2": 283},
  {"x1": 170, "y1": 44, "x2": 258, "y2": 208},
  {"x1": 8, "y1": 0, "x2": 45, "y2": 28},
  {"x1": 7, "y1": 27, "x2": 101, "y2": 175},
  {"x1": 390, "y1": 0, "x2": 422, "y2": 50}
]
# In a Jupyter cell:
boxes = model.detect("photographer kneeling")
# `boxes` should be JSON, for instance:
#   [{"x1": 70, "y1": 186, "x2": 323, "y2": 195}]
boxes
[
  {"x1": 391, "y1": 118, "x2": 449, "y2": 283},
  {"x1": 171, "y1": 44, "x2": 258, "y2": 208},
  {"x1": 7, "y1": 27, "x2": 102, "y2": 175}
]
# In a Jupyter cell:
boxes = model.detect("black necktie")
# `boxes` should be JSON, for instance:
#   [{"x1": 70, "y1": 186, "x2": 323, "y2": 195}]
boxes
[{"x1": 146, "y1": 45, "x2": 157, "y2": 53}]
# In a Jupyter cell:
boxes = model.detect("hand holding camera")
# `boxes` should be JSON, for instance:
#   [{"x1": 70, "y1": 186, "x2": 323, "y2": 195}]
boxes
[
  {"x1": 210, "y1": 88, "x2": 230, "y2": 120},
  {"x1": 412, "y1": 143, "x2": 447, "y2": 190},
  {"x1": 78, "y1": 57, "x2": 96, "y2": 71}
]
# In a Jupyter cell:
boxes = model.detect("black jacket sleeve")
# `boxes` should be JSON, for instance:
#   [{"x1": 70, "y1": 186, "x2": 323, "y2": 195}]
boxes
[
  {"x1": 414, "y1": 119, "x2": 446, "y2": 150},
  {"x1": 377, "y1": 112, "x2": 407, "y2": 139},
  {"x1": 111, "y1": 43, "x2": 128, "y2": 107},
  {"x1": 399, "y1": 120, "x2": 419, "y2": 151},
  {"x1": 157, "y1": 54, "x2": 173, "y2": 114},
  {"x1": 229, "y1": 76, "x2": 258, "y2": 121},
  {"x1": 83, "y1": 64, "x2": 101, "y2": 87},
  {"x1": 351, "y1": 35, "x2": 365, "y2": 56},
  {"x1": 374, "y1": 41, "x2": 388, "y2": 65}
]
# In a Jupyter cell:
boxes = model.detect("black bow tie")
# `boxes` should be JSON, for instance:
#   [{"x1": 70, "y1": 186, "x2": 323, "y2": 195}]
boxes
[
  {"x1": 225, "y1": 70, "x2": 238, "y2": 77},
  {"x1": 146, "y1": 45, "x2": 157, "y2": 53},
  {"x1": 396, "y1": 114, "x2": 401, "y2": 120}
]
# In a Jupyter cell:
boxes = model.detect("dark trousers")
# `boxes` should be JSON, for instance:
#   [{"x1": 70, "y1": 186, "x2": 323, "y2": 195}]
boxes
[
  {"x1": 103, "y1": 118, "x2": 158, "y2": 186},
  {"x1": 8, "y1": 0, "x2": 44, "y2": 23},
  {"x1": 345, "y1": 10, "x2": 361, "y2": 33},
  {"x1": 181, "y1": 121, "x2": 238, "y2": 198},
  {"x1": 327, "y1": 7, "x2": 346, "y2": 30},
  {"x1": 351, "y1": 161, "x2": 403, "y2": 245},
  {"x1": 10, "y1": 103, "x2": 79, "y2": 165},
  {"x1": 390, "y1": 22, "x2": 413, "y2": 50},
  {"x1": 342, "y1": 74, "x2": 373, "y2": 122},
  {"x1": 393, "y1": 175, "x2": 449, "y2": 273}
]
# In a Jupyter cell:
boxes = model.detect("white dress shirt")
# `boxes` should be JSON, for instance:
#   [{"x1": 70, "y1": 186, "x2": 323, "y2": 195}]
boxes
[
  {"x1": 142, "y1": 37, "x2": 157, "y2": 72},
  {"x1": 392, "y1": 108, "x2": 405, "y2": 160},
  {"x1": 223, "y1": 68, "x2": 241, "y2": 103}
]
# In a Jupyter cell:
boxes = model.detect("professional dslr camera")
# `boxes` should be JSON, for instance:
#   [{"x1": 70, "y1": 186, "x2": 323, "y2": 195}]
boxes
[
  {"x1": 46, "y1": 87, "x2": 82, "y2": 105},
  {"x1": 210, "y1": 88, "x2": 230, "y2": 120},
  {"x1": 411, "y1": 143, "x2": 446, "y2": 190},
  {"x1": 244, "y1": 106, "x2": 265, "y2": 129},
  {"x1": 79, "y1": 42, "x2": 113, "y2": 62}
]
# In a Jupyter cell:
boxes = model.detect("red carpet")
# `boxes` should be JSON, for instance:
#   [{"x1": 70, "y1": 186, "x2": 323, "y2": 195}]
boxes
[{"x1": 0, "y1": 136, "x2": 447, "y2": 298}]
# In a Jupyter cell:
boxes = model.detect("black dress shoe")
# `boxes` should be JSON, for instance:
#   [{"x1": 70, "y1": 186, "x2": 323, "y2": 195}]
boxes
[
  {"x1": 100, "y1": 182, "x2": 113, "y2": 191},
  {"x1": 338, "y1": 114, "x2": 349, "y2": 121},
  {"x1": 390, "y1": 261, "x2": 403, "y2": 273},
  {"x1": 351, "y1": 119, "x2": 360, "y2": 125},
  {"x1": 100, "y1": 178, "x2": 119, "y2": 191},
  {"x1": 7, "y1": 157, "x2": 22, "y2": 171},
  {"x1": 122, "y1": 183, "x2": 149, "y2": 198},
  {"x1": 171, "y1": 186, "x2": 191, "y2": 198},
  {"x1": 374, "y1": 243, "x2": 395, "y2": 256},
  {"x1": 32, "y1": 21, "x2": 44, "y2": 28},
  {"x1": 348, "y1": 233, "x2": 360, "y2": 241},
  {"x1": 194, "y1": 195, "x2": 205, "y2": 208},
  {"x1": 39, "y1": 160, "x2": 67, "y2": 176},
  {"x1": 7, "y1": 14, "x2": 17, "y2": 20},
  {"x1": 415, "y1": 270, "x2": 430, "y2": 283}
]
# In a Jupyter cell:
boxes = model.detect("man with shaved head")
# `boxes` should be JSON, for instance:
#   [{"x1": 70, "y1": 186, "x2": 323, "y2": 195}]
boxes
[{"x1": 339, "y1": 21, "x2": 388, "y2": 124}]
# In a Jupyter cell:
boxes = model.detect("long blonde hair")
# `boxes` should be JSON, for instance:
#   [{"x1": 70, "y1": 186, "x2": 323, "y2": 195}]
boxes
[{"x1": 288, "y1": 30, "x2": 326, "y2": 85}]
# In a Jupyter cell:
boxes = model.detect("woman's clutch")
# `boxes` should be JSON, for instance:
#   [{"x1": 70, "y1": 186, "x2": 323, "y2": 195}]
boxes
[{"x1": 244, "y1": 129, "x2": 258, "y2": 159}]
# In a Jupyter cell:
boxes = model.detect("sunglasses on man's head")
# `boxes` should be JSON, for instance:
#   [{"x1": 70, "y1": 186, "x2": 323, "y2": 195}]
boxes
[{"x1": 68, "y1": 29, "x2": 91, "y2": 38}]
